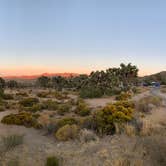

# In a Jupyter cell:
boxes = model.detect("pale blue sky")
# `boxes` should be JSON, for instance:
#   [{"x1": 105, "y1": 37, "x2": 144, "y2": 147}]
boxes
[{"x1": 0, "y1": 0, "x2": 166, "y2": 76}]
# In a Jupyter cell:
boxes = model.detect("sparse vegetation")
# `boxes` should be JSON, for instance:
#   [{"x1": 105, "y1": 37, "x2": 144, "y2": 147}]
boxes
[
  {"x1": 46, "y1": 156, "x2": 59, "y2": 166},
  {"x1": 55, "y1": 124, "x2": 79, "y2": 141},
  {"x1": 1, "y1": 112, "x2": 42, "y2": 128}
]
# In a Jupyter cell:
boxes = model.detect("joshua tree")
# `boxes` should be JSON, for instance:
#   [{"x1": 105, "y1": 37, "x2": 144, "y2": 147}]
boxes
[
  {"x1": 7, "y1": 80, "x2": 18, "y2": 89},
  {"x1": 37, "y1": 76, "x2": 50, "y2": 88},
  {"x1": 0, "y1": 77, "x2": 5, "y2": 88}
]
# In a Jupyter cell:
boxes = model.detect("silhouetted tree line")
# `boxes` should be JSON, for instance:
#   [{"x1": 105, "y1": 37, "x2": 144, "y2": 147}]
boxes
[{"x1": 36, "y1": 63, "x2": 139, "y2": 98}]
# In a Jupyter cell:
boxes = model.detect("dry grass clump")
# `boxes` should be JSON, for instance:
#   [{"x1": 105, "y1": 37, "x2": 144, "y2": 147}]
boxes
[
  {"x1": 136, "y1": 95, "x2": 162, "y2": 113},
  {"x1": 1, "y1": 134, "x2": 24, "y2": 152},
  {"x1": 55, "y1": 124, "x2": 79, "y2": 141},
  {"x1": 79, "y1": 129, "x2": 98, "y2": 143},
  {"x1": 0, "y1": 134, "x2": 24, "y2": 158}
]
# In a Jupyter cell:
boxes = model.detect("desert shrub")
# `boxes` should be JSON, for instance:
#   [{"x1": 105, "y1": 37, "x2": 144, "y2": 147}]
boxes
[
  {"x1": 7, "y1": 158, "x2": 19, "y2": 166},
  {"x1": 57, "y1": 117, "x2": 77, "y2": 130},
  {"x1": 43, "y1": 100, "x2": 59, "y2": 110},
  {"x1": 3, "y1": 93, "x2": 14, "y2": 100},
  {"x1": 80, "y1": 117, "x2": 97, "y2": 131},
  {"x1": 53, "y1": 91, "x2": 68, "y2": 100},
  {"x1": 79, "y1": 86, "x2": 103, "y2": 98},
  {"x1": 79, "y1": 129, "x2": 98, "y2": 143},
  {"x1": 136, "y1": 96, "x2": 162, "y2": 113},
  {"x1": 44, "y1": 123, "x2": 57, "y2": 135},
  {"x1": 19, "y1": 97, "x2": 39, "y2": 107},
  {"x1": 23, "y1": 103, "x2": 44, "y2": 112},
  {"x1": 16, "y1": 92, "x2": 28, "y2": 97},
  {"x1": 0, "y1": 106, "x2": 5, "y2": 112},
  {"x1": 37, "y1": 91, "x2": 49, "y2": 98},
  {"x1": 116, "y1": 91, "x2": 132, "y2": 101},
  {"x1": 46, "y1": 156, "x2": 59, "y2": 166},
  {"x1": 93, "y1": 101, "x2": 134, "y2": 135},
  {"x1": 75, "y1": 99, "x2": 90, "y2": 116},
  {"x1": 55, "y1": 124, "x2": 79, "y2": 141},
  {"x1": 0, "y1": 88, "x2": 4, "y2": 98},
  {"x1": 1, "y1": 112, "x2": 42, "y2": 128},
  {"x1": 57, "y1": 103, "x2": 72, "y2": 115},
  {"x1": 1, "y1": 134, "x2": 24, "y2": 151}
]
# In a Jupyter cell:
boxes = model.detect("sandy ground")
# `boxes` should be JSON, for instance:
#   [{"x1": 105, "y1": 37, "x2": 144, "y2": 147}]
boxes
[{"x1": 0, "y1": 89, "x2": 166, "y2": 165}]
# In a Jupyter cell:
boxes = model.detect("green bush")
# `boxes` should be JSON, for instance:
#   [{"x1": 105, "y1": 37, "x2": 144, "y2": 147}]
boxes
[
  {"x1": 1, "y1": 112, "x2": 42, "y2": 128},
  {"x1": 57, "y1": 117, "x2": 77, "y2": 129},
  {"x1": 55, "y1": 124, "x2": 79, "y2": 141},
  {"x1": 79, "y1": 86, "x2": 103, "y2": 98},
  {"x1": 115, "y1": 91, "x2": 132, "y2": 101},
  {"x1": 19, "y1": 98, "x2": 39, "y2": 107},
  {"x1": 43, "y1": 100, "x2": 59, "y2": 110},
  {"x1": 46, "y1": 156, "x2": 59, "y2": 166},
  {"x1": 93, "y1": 101, "x2": 134, "y2": 135},
  {"x1": 57, "y1": 103, "x2": 72, "y2": 115},
  {"x1": 22, "y1": 103, "x2": 44, "y2": 112},
  {"x1": 75, "y1": 99, "x2": 90, "y2": 116}
]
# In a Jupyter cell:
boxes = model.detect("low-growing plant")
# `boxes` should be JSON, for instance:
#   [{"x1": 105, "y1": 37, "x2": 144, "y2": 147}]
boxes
[
  {"x1": 93, "y1": 101, "x2": 134, "y2": 135},
  {"x1": 136, "y1": 96, "x2": 162, "y2": 113},
  {"x1": 2, "y1": 93, "x2": 14, "y2": 100},
  {"x1": 115, "y1": 91, "x2": 132, "y2": 101},
  {"x1": 57, "y1": 103, "x2": 72, "y2": 115},
  {"x1": 43, "y1": 100, "x2": 59, "y2": 110},
  {"x1": 57, "y1": 117, "x2": 77, "y2": 130},
  {"x1": 46, "y1": 156, "x2": 59, "y2": 166},
  {"x1": 19, "y1": 97, "x2": 39, "y2": 107},
  {"x1": 55, "y1": 124, "x2": 79, "y2": 141},
  {"x1": 16, "y1": 92, "x2": 28, "y2": 97},
  {"x1": 7, "y1": 158, "x2": 20, "y2": 166},
  {"x1": 1, "y1": 112, "x2": 42, "y2": 128},
  {"x1": 79, "y1": 129, "x2": 98, "y2": 143},
  {"x1": 37, "y1": 91, "x2": 49, "y2": 98},
  {"x1": 0, "y1": 106, "x2": 5, "y2": 112},
  {"x1": 1, "y1": 134, "x2": 24, "y2": 151},
  {"x1": 75, "y1": 99, "x2": 90, "y2": 116}
]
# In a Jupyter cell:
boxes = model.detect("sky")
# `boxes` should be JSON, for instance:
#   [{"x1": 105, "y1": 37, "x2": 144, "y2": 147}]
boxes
[{"x1": 0, "y1": 0, "x2": 166, "y2": 76}]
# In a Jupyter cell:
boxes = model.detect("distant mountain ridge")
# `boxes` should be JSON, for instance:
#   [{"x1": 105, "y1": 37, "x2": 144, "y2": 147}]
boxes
[
  {"x1": 141, "y1": 71, "x2": 166, "y2": 84},
  {"x1": 3, "y1": 73, "x2": 80, "y2": 80}
]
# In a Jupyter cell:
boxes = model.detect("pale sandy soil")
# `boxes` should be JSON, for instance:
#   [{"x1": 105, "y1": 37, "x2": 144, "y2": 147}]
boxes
[
  {"x1": 85, "y1": 97, "x2": 115, "y2": 108},
  {"x1": 0, "y1": 89, "x2": 166, "y2": 166}
]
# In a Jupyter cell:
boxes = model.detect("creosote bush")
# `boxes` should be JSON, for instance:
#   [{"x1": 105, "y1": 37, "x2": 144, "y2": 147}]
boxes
[
  {"x1": 115, "y1": 91, "x2": 132, "y2": 101},
  {"x1": 1, "y1": 112, "x2": 42, "y2": 129},
  {"x1": 57, "y1": 103, "x2": 72, "y2": 115},
  {"x1": 19, "y1": 97, "x2": 39, "y2": 107},
  {"x1": 93, "y1": 101, "x2": 134, "y2": 135},
  {"x1": 55, "y1": 124, "x2": 79, "y2": 141},
  {"x1": 75, "y1": 99, "x2": 90, "y2": 116}
]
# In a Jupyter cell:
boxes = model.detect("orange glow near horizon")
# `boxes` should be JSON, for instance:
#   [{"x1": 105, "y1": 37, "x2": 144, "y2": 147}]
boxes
[{"x1": 0, "y1": 66, "x2": 160, "y2": 77}]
